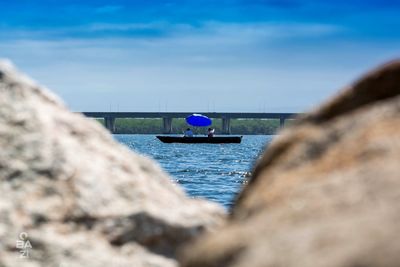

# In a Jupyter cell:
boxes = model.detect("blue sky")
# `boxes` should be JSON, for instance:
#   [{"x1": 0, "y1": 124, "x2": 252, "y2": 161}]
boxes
[{"x1": 1, "y1": 0, "x2": 399, "y2": 112}]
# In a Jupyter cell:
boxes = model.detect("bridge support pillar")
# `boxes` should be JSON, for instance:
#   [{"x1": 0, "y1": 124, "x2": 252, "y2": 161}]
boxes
[
  {"x1": 163, "y1": 118, "x2": 173, "y2": 134},
  {"x1": 104, "y1": 117, "x2": 116, "y2": 133},
  {"x1": 279, "y1": 118, "x2": 285, "y2": 129},
  {"x1": 222, "y1": 118, "x2": 231, "y2": 134}
]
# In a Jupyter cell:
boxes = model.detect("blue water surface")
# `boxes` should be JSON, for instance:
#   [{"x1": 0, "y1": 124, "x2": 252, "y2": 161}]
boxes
[{"x1": 114, "y1": 135, "x2": 274, "y2": 208}]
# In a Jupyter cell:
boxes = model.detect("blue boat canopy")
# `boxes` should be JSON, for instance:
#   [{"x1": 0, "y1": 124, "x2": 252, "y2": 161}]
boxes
[{"x1": 185, "y1": 113, "x2": 212, "y2": 127}]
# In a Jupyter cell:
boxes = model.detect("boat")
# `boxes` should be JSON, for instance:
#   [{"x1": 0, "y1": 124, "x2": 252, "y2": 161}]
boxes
[{"x1": 156, "y1": 135, "x2": 242, "y2": 144}]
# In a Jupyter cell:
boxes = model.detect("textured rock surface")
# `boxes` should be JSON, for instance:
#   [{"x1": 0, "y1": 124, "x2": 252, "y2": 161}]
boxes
[
  {"x1": 181, "y1": 60, "x2": 400, "y2": 267},
  {"x1": 0, "y1": 60, "x2": 225, "y2": 267}
]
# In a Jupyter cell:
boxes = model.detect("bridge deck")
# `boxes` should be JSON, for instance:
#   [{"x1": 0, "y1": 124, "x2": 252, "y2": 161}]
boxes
[{"x1": 82, "y1": 112, "x2": 299, "y2": 119}]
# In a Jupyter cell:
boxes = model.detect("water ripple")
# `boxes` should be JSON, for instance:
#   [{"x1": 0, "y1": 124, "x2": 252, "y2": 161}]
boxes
[{"x1": 114, "y1": 134, "x2": 274, "y2": 209}]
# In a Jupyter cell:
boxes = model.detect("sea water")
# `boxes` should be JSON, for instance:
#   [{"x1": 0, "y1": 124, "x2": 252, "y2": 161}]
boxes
[{"x1": 114, "y1": 135, "x2": 274, "y2": 209}]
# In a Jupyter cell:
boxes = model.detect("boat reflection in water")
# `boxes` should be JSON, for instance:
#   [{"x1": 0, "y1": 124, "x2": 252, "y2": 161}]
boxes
[{"x1": 156, "y1": 135, "x2": 242, "y2": 144}]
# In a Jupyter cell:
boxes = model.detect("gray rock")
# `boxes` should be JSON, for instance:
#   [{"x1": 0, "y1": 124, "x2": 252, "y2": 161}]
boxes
[
  {"x1": 0, "y1": 59, "x2": 225, "y2": 267},
  {"x1": 180, "y1": 60, "x2": 400, "y2": 267}
]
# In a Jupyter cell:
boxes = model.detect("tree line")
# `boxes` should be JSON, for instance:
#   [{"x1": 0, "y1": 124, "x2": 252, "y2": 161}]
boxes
[{"x1": 96, "y1": 118, "x2": 291, "y2": 135}]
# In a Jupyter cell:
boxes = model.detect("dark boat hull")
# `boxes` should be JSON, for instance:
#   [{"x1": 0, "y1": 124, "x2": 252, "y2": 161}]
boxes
[{"x1": 156, "y1": 135, "x2": 242, "y2": 144}]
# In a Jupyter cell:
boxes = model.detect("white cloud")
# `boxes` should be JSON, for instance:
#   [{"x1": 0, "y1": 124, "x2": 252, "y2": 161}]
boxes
[
  {"x1": 202, "y1": 21, "x2": 343, "y2": 39},
  {"x1": 0, "y1": 21, "x2": 343, "y2": 42},
  {"x1": 86, "y1": 22, "x2": 173, "y2": 32}
]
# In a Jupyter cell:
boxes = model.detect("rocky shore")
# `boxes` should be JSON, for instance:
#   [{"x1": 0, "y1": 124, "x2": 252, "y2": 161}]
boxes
[
  {"x1": 1, "y1": 59, "x2": 399, "y2": 267},
  {"x1": 0, "y1": 60, "x2": 224, "y2": 267},
  {"x1": 180, "y1": 60, "x2": 400, "y2": 267}
]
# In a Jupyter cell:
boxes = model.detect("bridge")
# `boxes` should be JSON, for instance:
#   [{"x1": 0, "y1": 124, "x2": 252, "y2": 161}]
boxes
[{"x1": 81, "y1": 112, "x2": 299, "y2": 134}]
